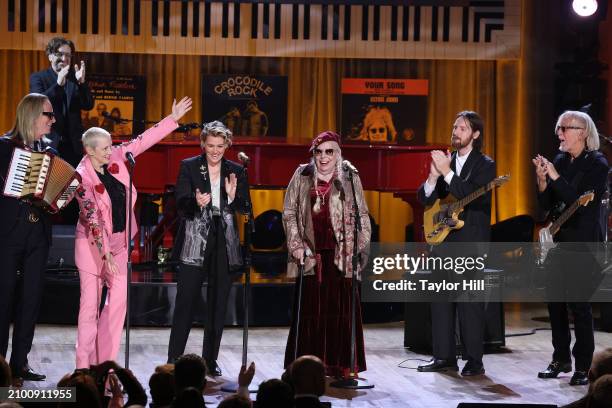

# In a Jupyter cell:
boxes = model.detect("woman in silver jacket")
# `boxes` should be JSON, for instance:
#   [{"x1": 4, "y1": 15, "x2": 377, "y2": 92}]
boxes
[
  {"x1": 167, "y1": 121, "x2": 249, "y2": 377},
  {"x1": 283, "y1": 131, "x2": 371, "y2": 378}
]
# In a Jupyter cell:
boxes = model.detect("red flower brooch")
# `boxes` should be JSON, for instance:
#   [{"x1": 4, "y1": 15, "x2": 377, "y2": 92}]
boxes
[
  {"x1": 95, "y1": 184, "x2": 105, "y2": 194},
  {"x1": 108, "y1": 163, "x2": 119, "y2": 174}
]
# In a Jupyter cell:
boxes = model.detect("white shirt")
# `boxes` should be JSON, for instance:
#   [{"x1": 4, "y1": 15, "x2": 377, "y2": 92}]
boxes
[
  {"x1": 210, "y1": 176, "x2": 233, "y2": 212},
  {"x1": 211, "y1": 178, "x2": 221, "y2": 211},
  {"x1": 424, "y1": 149, "x2": 472, "y2": 197}
]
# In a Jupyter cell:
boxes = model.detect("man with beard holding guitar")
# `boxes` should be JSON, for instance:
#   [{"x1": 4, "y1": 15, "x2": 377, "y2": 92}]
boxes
[
  {"x1": 534, "y1": 110, "x2": 609, "y2": 386},
  {"x1": 416, "y1": 111, "x2": 495, "y2": 376}
]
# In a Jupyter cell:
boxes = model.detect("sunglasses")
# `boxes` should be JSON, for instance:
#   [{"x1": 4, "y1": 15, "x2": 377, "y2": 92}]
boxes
[
  {"x1": 369, "y1": 127, "x2": 386, "y2": 134},
  {"x1": 556, "y1": 125, "x2": 584, "y2": 133},
  {"x1": 42, "y1": 111, "x2": 55, "y2": 118},
  {"x1": 313, "y1": 148, "x2": 335, "y2": 157}
]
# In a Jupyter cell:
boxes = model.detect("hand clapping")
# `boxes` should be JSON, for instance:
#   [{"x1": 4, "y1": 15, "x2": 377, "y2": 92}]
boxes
[
  {"x1": 532, "y1": 154, "x2": 559, "y2": 191},
  {"x1": 74, "y1": 61, "x2": 86, "y2": 84},
  {"x1": 56, "y1": 65, "x2": 70, "y2": 86},
  {"x1": 195, "y1": 188, "x2": 211, "y2": 208},
  {"x1": 430, "y1": 150, "x2": 452, "y2": 177}
]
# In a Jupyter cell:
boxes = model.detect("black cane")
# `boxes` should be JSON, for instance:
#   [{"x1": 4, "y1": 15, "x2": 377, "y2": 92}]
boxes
[
  {"x1": 293, "y1": 258, "x2": 305, "y2": 361},
  {"x1": 124, "y1": 151, "x2": 136, "y2": 369},
  {"x1": 330, "y1": 166, "x2": 374, "y2": 389}
]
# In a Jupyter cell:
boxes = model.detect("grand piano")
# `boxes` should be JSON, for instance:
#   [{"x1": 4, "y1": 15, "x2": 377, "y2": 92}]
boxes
[{"x1": 133, "y1": 138, "x2": 441, "y2": 242}]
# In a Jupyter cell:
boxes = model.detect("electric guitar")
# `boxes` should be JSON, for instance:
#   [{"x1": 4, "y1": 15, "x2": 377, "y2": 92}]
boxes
[
  {"x1": 536, "y1": 190, "x2": 594, "y2": 265},
  {"x1": 423, "y1": 175, "x2": 510, "y2": 245}
]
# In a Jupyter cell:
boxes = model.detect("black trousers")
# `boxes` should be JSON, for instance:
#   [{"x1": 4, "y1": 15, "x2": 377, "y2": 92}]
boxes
[
  {"x1": 0, "y1": 215, "x2": 49, "y2": 373},
  {"x1": 548, "y1": 302, "x2": 594, "y2": 371},
  {"x1": 431, "y1": 302, "x2": 485, "y2": 365},
  {"x1": 167, "y1": 218, "x2": 233, "y2": 363},
  {"x1": 544, "y1": 247, "x2": 596, "y2": 371}
]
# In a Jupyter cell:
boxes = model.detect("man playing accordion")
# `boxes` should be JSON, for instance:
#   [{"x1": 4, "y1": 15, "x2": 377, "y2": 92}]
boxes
[{"x1": 0, "y1": 93, "x2": 60, "y2": 384}]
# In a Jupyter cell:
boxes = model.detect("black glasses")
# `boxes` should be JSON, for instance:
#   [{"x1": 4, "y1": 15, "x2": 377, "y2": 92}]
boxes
[
  {"x1": 41, "y1": 111, "x2": 55, "y2": 118},
  {"x1": 313, "y1": 148, "x2": 335, "y2": 157},
  {"x1": 53, "y1": 52, "x2": 72, "y2": 59},
  {"x1": 556, "y1": 125, "x2": 584, "y2": 133}
]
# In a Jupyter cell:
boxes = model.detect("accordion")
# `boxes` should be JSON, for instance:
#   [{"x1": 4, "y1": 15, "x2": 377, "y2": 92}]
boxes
[{"x1": 2, "y1": 147, "x2": 81, "y2": 213}]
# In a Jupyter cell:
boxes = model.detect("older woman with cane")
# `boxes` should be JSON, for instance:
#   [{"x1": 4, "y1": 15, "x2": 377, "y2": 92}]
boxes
[{"x1": 283, "y1": 131, "x2": 371, "y2": 378}]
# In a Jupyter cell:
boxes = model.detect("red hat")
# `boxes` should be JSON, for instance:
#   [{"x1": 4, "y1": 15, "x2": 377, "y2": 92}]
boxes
[{"x1": 310, "y1": 131, "x2": 341, "y2": 152}]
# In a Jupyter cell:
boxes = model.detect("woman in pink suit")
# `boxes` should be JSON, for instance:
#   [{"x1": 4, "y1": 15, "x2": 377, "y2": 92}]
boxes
[{"x1": 74, "y1": 97, "x2": 192, "y2": 369}]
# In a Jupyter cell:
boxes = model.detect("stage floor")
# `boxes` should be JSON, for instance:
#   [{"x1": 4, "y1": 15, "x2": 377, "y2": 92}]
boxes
[{"x1": 8, "y1": 304, "x2": 612, "y2": 407}]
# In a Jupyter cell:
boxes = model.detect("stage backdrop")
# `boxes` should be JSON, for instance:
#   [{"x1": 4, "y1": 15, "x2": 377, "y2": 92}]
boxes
[
  {"x1": 202, "y1": 74, "x2": 288, "y2": 138},
  {"x1": 341, "y1": 78, "x2": 428, "y2": 144},
  {"x1": 0, "y1": 0, "x2": 560, "y2": 240},
  {"x1": 83, "y1": 75, "x2": 146, "y2": 138}
]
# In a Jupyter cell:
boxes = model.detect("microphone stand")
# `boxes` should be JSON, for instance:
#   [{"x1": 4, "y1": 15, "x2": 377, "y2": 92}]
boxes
[
  {"x1": 330, "y1": 168, "x2": 374, "y2": 390},
  {"x1": 124, "y1": 155, "x2": 135, "y2": 369},
  {"x1": 221, "y1": 159, "x2": 258, "y2": 393}
]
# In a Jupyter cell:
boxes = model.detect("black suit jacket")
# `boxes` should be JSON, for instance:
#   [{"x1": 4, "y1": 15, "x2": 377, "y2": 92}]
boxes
[
  {"x1": 0, "y1": 137, "x2": 52, "y2": 242},
  {"x1": 171, "y1": 156, "x2": 250, "y2": 261},
  {"x1": 537, "y1": 150, "x2": 609, "y2": 242},
  {"x1": 417, "y1": 150, "x2": 496, "y2": 243},
  {"x1": 29, "y1": 67, "x2": 94, "y2": 165}
]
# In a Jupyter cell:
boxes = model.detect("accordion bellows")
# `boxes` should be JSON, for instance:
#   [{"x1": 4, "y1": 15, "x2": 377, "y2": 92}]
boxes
[{"x1": 3, "y1": 147, "x2": 81, "y2": 213}]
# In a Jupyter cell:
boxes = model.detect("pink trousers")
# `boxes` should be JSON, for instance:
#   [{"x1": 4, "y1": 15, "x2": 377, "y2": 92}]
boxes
[{"x1": 75, "y1": 232, "x2": 128, "y2": 369}]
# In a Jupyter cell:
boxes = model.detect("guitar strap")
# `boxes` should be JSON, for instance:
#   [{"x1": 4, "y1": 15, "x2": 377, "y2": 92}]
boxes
[
  {"x1": 551, "y1": 153, "x2": 589, "y2": 220},
  {"x1": 453, "y1": 150, "x2": 483, "y2": 182}
]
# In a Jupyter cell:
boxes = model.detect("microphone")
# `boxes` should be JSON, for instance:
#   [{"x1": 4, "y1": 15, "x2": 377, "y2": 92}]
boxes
[
  {"x1": 237, "y1": 152, "x2": 251, "y2": 165},
  {"x1": 342, "y1": 160, "x2": 359, "y2": 174},
  {"x1": 125, "y1": 151, "x2": 136, "y2": 167},
  {"x1": 176, "y1": 123, "x2": 201, "y2": 132}
]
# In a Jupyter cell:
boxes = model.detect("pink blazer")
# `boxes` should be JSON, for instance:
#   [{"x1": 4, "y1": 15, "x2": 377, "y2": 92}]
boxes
[{"x1": 74, "y1": 116, "x2": 178, "y2": 270}]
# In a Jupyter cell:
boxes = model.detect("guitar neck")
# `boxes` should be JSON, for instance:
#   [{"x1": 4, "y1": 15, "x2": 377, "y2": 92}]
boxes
[{"x1": 449, "y1": 179, "x2": 497, "y2": 212}]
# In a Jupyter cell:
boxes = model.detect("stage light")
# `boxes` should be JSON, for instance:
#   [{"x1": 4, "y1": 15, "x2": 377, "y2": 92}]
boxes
[{"x1": 572, "y1": 0, "x2": 598, "y2": 17}]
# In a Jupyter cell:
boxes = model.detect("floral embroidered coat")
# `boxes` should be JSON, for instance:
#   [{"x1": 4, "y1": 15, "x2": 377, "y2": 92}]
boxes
[
  {"x1": 283, "y1": 163, "x2": 371, "y2": 280},
  {"x1": 74, "y1": 116, "x2": 178, "y2": 273}
]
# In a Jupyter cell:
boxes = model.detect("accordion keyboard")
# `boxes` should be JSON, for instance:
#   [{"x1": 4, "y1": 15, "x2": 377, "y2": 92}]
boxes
[{"x1": 3, "y1": 148, "x2": 31, "y2": 197}]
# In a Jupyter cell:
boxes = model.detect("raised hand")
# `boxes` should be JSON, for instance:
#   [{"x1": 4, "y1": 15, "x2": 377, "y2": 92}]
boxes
[
  {"x1": 543, "y1": 160, "x2": 560, "y2": 181},
  {"x1": 170, "y1": 97, "x2": 193, "y2": 122},
  {"x1": 107, "y1": 373, "x2": 124, "y2": 408},
  {"x1": 532, "y1": 155, "x2": 548, "y2": 192},
  {"x1": 74, "y1": 60, "x2": 86, "y2": 84},
  {"x1": 238, "y1": 362, "x2": 256, "y2": 387},
  {"x1": 225, "y1": 173, "x2": 237, "y2": 201}
]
